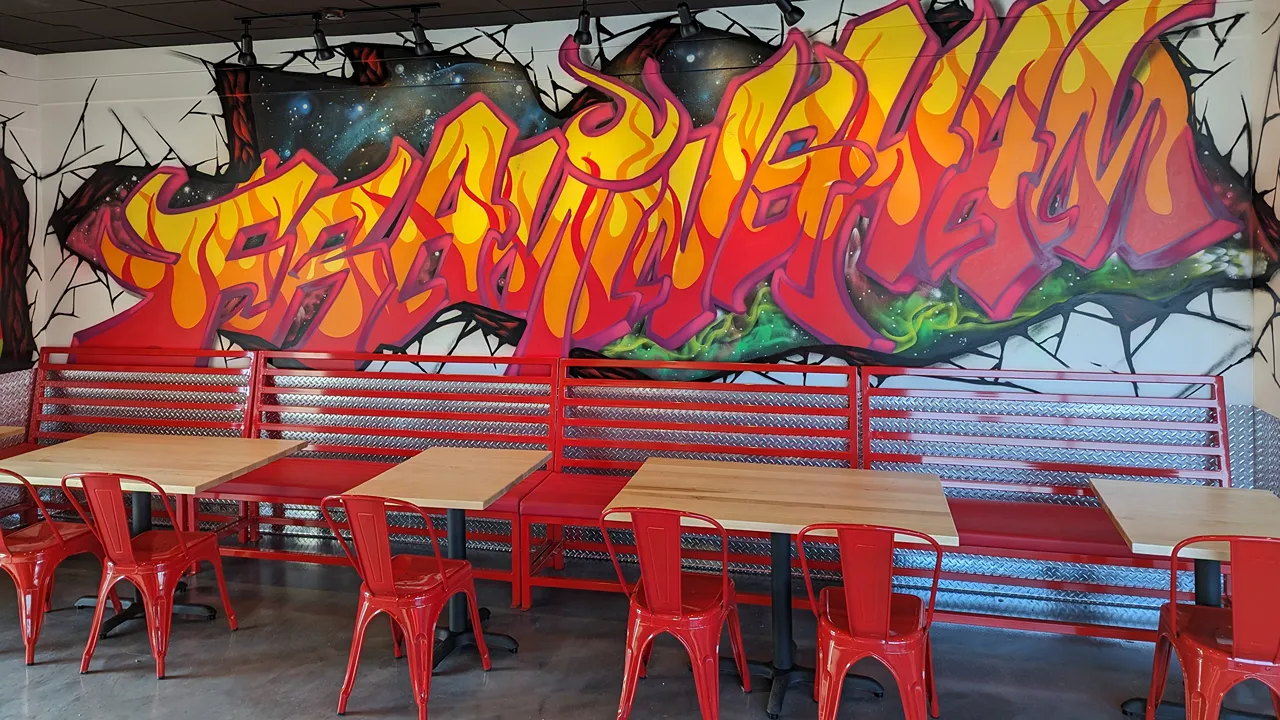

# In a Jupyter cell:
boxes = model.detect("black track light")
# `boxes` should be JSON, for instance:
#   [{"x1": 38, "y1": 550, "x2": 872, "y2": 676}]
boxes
[
  {"x1": 573, "y1": 7, "x2": 592, "y2": 45},
  {"x1": 312, "y1": 16, "x2": 336, "y2": 61},
  {"x1": 237, "y1": 20, "x2": 257, "y2": 66},
  {"x1": 775, "y1": 0, "x2": 804, "y2": 25},
  {"x1": 676, "y1": 2, "x2": 701, "y2": 38},
  {"x1": 411, "y1": 8, "x2": 433, "y2": 56}
]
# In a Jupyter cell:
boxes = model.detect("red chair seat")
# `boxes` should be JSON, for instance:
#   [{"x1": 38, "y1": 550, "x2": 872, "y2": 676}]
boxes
[
  {"x1": 519, "y1": 472, "x2": 631, "y2": 518},
  {"x1": 948, "y1": 497, "x2": 1136, "y2": 558},
  {"x1": 389, "y1": 554, "x2": 471, "y2": 592},
  {"x1": 0, "y1": 443, "x2": 37, "y2": 461},
  {"x1": 208, "y1": 458, "x2": 393, "y2": 501},
  {"x1": 820, "y1": 586, "x2": 925, "y2": 640},
  {"x1": 634, "y1": 572, "x2": 729, "y2": 616},
  {"x1": 486, "y1": 470, "x2": 549, "y2": 514},
  {"x1": 131, "y1": 529, "x2": 219, "y2": 562},
  {"x1": 1163, "y1": 603, "x2": 1234, "y2": 656},
  {"x1": 1, "y1": 521, "x2": 93, "y2": 555}
]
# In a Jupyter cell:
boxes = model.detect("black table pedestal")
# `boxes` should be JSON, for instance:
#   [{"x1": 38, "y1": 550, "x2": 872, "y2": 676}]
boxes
[
  {"x1": 432, "y1": 508, "x2": 518, "y2": 668},
  {"x1": 751, "y1": 533, "x2": 883, "y2": 718},
  {"x1": 75, "y1": 492, "x2": 218, "y2": 637},
  {"x1": 1119, "y1": 560, "x2": 1274, "y2": 720}
]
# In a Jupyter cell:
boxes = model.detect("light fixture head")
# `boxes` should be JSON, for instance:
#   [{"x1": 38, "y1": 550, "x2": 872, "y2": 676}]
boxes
[
  {"x1": 411, "y1": 8, "x2": 433, "y2": 56},
  {"x1": 573, "y1": 8, "x2": 592, "y2": 45},
  {"x1": 312, "y1": 16, "x2": 336, "y2": 61},
  {"x1": 237, "y1": 20, "x2": 257, "y2": 66},
  {"x1": 676, "y1": 2, "x2": 701, "y2": 38},
  {"x1": 775, "y1": 0, "x2": 804, "y2": 25}
]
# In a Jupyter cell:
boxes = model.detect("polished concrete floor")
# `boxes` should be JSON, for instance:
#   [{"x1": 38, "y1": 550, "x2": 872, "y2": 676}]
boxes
[{"x1": 0, "y1": 555, "x2": 1275, "y2": 720}]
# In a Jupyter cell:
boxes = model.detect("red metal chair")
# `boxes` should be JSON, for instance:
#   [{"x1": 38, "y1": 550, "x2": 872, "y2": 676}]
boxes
[
  {"x1": 1146, "y1": 535, "x2": 1280, "y2": 720},
  {"x1": 0, "y1": 469, "x2": 121, "y2": 665},
  {"x1": 600, "y1": 507, "x2": 751, "y2": 720},
  {"x1": 797, "y1": 524, "x2": 944, "y2": 720},
  {"x1": 61, "y1": 473, "x2": 237, "y2": 678},
  {"x1": 320, "y1": 494, "x2": 490, "y2": 720}
]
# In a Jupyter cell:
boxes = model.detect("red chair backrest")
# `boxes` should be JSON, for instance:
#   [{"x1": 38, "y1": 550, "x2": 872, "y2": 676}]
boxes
[
  {"x1": 1171, "y1": 535, "x2": 1280, "y2": 664},
  {"x1": 320, "y1": 494, "x2": 447, "y2": 598},
  {"x1": 601, "y1": 507, "x2": 730, "y2": 617},
  {"x1": 62, "y1": 473, "x2": 186, "y2": 567},
  {"x1": 0, "y1": 469, "x2": 66, "y2": 556},
  {"x1": 798, "y1": 524, "x2": 943, "y2": 641}
]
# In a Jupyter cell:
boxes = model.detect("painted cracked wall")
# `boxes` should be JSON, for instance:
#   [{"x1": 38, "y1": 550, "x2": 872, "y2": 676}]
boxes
[
  {"x1": 15, "y1": 0, "x2": 1278, "y2": 400},
  {"x1": 0, "y1": 48, "x2": 38, "y2": 373}
]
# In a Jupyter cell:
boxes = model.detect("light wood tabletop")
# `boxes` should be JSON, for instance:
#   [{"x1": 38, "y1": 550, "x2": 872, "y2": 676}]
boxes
[
  {"x1": 0, "y1": 433, "x2": 305, "y2": 495},
  {"x1": 605, "y1": 458, "x2": 959, "y2": 546},
  {"x1": 1091, "y1": 479, "x2": 1280, "y2": 561},
  {"x1": 346, "y1": 447, "x2": 551, "y2": 511},
  {"x1": 0, "y1": 426, "x2": 25, "y2": 444}
]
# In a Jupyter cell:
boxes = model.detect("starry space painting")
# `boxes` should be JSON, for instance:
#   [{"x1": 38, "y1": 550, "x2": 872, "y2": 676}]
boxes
[{"x1": 45, "y1": 1, "x2": 1279, "y2": 370}]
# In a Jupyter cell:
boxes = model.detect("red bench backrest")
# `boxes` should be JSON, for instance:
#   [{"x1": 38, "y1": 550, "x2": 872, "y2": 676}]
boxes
[
  {"x1": 555, "y1": 359, "x2": 858, "y2": 475},
  {"x1": 859, "y1": 367, "x2": 1230, "y2": 498},
  {"x1": 30, "y1": 347, "x2": 257, "y2": 444},
  {"x1": 250, "y1": 351, "x2": 556, "y2": 460}
]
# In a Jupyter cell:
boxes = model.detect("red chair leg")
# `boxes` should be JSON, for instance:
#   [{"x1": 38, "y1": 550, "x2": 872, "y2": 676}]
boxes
[
  {"x1": 617, "y1": 618, "x2": 661, "y2": 720},
  {"x1": 815, "y1": 640, "x2": 859, "y2": 720},
  {"x1": 392, "y1": 615, "x2": 404, "y2": 659},
  {"x1": 398, "y1": 605, "x2": 443, "y2": 720},
  {"x1": 924, "y1": 634, "x2": 939, "y2": 718},
  {"x1": 463, "y1": 583, "x2": 492, "y2": 671},
  {"x1": 80, "y1": 568, "x2": 119, "y2": 674},
  {"x1": 138, "y1": 572, "x2": 175, "y2": 679},
  {"x1": 1145, "y1": 633, "x2": 1174, "y2": 720},
  {"x1": 884, "y1": 646, "x2": 930, "y2": 720},
  {"x1": 338, "y1": 600, "x2": 377, "y2": 716},
  {"x1": 681, "y1": 623, "x2": 724, "y2": 720},
  {"x1": 726, "y1": 603, "x2": 751, "y2": 693},
  {"x1": 236, "y1": 501, "x2": 249, "y2": 544},
  {"x1": 206, "y1": 550, "x2": 238, "y2": 631},
  {"x1": 4, "y1": 560, "x2": 55, "y2": 666}
]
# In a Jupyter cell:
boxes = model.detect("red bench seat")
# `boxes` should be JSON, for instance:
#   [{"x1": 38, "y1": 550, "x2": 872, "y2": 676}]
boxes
[
  {"x1": 0, "y1": 443, "x2": 38, "y2": 461},
  {"x1": 209, "y1": 458, "x2": 394, "y2": 502},
  {"x1": 519, "y1": 473, "x2": 630, "y2": 519},
  {"x1": 947, "y1": 498, "x2": 1137, "y2": 559}
]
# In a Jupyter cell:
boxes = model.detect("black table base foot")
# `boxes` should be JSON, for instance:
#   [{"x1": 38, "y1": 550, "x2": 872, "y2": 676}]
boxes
[
  {"x1": 74, "y1": 594, "x2": 217, "y2": 637},
  {"x1": 1122, "y1": 697, "x2": 1276, "y2": 720},
  {"x1": 741, "y1": 660, "x2": 883, "y2": 719},
  {"x1": 433, "y1": 630, "x2": 518, "y2": 669}
]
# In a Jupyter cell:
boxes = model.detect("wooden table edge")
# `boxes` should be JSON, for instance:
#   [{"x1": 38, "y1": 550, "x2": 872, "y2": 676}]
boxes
[
  {"x1": 348, "y1": 449, "x2": 551, "y2": 511},
  {"x1": 1088, "y1": 478, "x2": 1232, "y2": 562}
]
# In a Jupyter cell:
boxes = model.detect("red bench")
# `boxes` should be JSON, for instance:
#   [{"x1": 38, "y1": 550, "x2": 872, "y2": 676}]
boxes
[
  {"x1": 204, "y1": 351, "x2": 556, "y2": 600},
  {"x1": 518, "y1": 358, "x2": 858, "y2": 609},
  {"x1": 860, "y1": 367, "x2": 1231, "y2": 640},
  {"x1": 12, "y1": 346, "x2": 258, "y2": 528}
]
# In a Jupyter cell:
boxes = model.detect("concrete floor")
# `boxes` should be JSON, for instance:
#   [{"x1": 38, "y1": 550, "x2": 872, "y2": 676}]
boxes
[{"x1": 0, "y1": 555, "x2": 1275, "y2": 720}]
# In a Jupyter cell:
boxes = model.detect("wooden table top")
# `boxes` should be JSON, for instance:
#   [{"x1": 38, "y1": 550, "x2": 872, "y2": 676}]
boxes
[
  {"x1": 0, "y1": 426, "x2": 25, "y2": 444},
  {"x1": 605, "y1": 458, "x2": 959, "y2": 546},
  {"x1": 0, "y1": 433, "x2": 305, "y2": 495},
  {"x1": 1091, "y1": 479, "x2": 1280, "y2": 561},
  {"x1": 347, "y1": 447, "x2": 551, "y2": 511}
]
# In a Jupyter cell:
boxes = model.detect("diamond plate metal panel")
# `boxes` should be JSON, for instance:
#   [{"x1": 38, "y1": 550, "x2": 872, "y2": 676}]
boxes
[
  {"x1": 0, "y1": 368, "x2": 32, "y2": 428},
  {"x1": 270, "y1": 375, "x2": 549, "y2": 397},
  {"x1": 1249, "y1": 407, "x2": 1280, "y2": 496},
  {"x1": 268, "y1": 392, "x2": 549, "y2": 416},
  {"x1": 870, "y1": 394, "x2": 1211, "y2": 423},
  {"x1": 569, "y1": 385, "x2": 850, "y2": 409},
  {"x1": 873, "y1": 439, "x2": 1213, "y2": 471},
  {"x1": 871, "y1": 417, "x2": 1211, "y2": 446}
]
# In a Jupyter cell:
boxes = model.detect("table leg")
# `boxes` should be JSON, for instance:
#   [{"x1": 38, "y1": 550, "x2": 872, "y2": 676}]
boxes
[
  {"x1": 75, "y1": 491, "x2": 218, "y2": 637},
  {"x1": 742, "y1": 533, "x2": 883, "y2": 718},
  {"x1": 432, "y1": 508, "x2": 518, "y2": 668},
  {"x1": 1120, "y1": 560, "x2": 1271, "y2": 720}
]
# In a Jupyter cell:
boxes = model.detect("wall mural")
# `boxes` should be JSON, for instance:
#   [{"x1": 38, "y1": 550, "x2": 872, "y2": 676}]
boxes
[
  {"x1": 0, "y1": 145, "x2": 34, "y2": 371},
  {"x1": 44, "y1": 0, "x2": 1278, "y2": 370}
]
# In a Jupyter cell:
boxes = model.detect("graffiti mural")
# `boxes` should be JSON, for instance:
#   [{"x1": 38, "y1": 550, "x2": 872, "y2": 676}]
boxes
[
  {"x1": 46, "y1": 0, "x2": 1277, "y2": 368},
  {"x1": 0, "y1": 149, "x2": 34, "y2": 370}
]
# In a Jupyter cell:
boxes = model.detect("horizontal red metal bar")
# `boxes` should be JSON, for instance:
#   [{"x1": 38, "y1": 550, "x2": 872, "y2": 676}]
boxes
[
  {"x1": 562, "y1": 357, "x2": 856, "y2": 375},
  {"x1": 42, "y1": 346, "x2": 252, "y2": 361},
  {"x1": 867, "y1": 387, "x2": 1218, "y2": 409},
  {"x1": 870, "y1": 431, "x2": 1224, "y2": 456},
  {"x1": 34, "y1": 415, "x2": 244, "y2": 432},
  {"x1": 41, "y1": 379, "x2": 246, "y2": 394},
  {"x1": 560, "y1": 396, "x2": 851, "y2": 416},
  {"x1": 263, "y1": 368, "x2": 550, "y2": 385},
  {"x1": 218, "y1": 547, "x2": 350, "y2": 565},
  {"x1": 930, "y1": 609, "x2": 1156, "y2": 642},
  {"x1": 256, "y1": 422, "x2": 545, "y2": 445},
  {"x1": 260, "y1": 404, "x2": 549, "y2": 425},
  {"x1": 48, "y1": 363, "x2": 249, "y2": 377},
  {"x1": 863, "y1": 365, "x2": 1219, "y2": 387},
  {"x1": 562, "y1": 416, "x2": 853, "y2": 440},
  {"x1": 37, "y1": 397, "x2": 247, "y2": 412},
  {"x1": 869, "y1": 452, "x2": 1226, "y2": 481},
  {"x1": 261, "y1": 349, "x2": 555, "y2": 367},
  {"x1": 564, "y1": 377, "x2": 850, "y2": 394},
  {"x1": 259, "y1": 386, "x2": 550, "y2": 405},
  {"x1": 867, "y1": 409, "x2": 1221, "y2": 432},
  {"x1": 565, "y1": 436, "x2": 851, "y2": 461}
]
